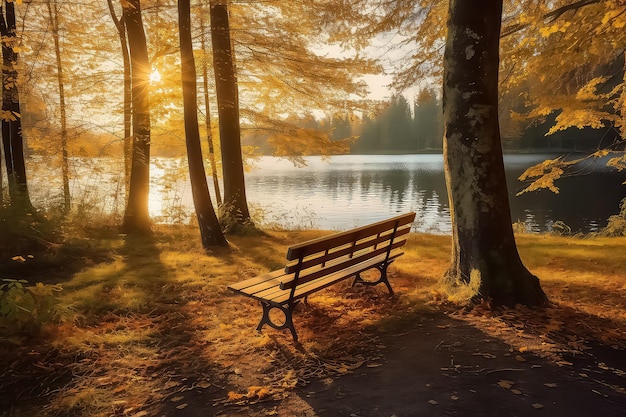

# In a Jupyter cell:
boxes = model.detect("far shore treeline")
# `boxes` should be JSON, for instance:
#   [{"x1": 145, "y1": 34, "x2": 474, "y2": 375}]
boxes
[{"x1": 21, "y1": 87, "x2": 624, "y2": 160}]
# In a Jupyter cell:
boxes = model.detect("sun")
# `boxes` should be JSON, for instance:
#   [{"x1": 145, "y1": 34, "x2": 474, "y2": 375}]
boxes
[{"x1": 150, "y1": 69, "x2": 162, "y2": 84}]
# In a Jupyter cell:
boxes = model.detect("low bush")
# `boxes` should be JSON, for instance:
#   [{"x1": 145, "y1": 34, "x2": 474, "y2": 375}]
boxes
[{"x1": 0, "y1": 278, "x2": 64, "y2": 341}]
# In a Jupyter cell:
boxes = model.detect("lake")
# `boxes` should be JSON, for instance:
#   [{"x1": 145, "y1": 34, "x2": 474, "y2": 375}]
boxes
[
  {"x1": 28, "y1": 153, "x2": 626, "y2": 234},
  {"x1": 240, "y1": 154, "x2": 625, "y2": 233}
]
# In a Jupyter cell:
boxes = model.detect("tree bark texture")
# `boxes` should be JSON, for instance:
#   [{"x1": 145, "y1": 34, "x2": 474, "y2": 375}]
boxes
[
  {"x1": 209, "y1": 1, "x2": 252, "y2": 230},
  {"x1": 178, "y1": 0, "x2": 228, "y2": 248},
  {"x1": 442, "y1": 0, "x2": 547, "y2": 306},
  {"x1": 122, "y1": 0, "x2": 152, "y2": 233},
  {"x1": 1, "y1": 0, "x2": 32, "y2": 210},
  {"x1": 48, "y1": 0, "x2": 70, "y2": 214},
  {"x1": 106, "y1": 0, "x2": 132, "y2": 201},
  {"x1": 200, "y1": 14, "x2": 222, "y2": 206}
]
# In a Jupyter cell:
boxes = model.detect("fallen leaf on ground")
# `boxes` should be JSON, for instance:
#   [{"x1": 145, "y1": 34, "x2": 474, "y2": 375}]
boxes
[
  {"x1": 498, "y1": 380, "x2": 515, "y2": 389},
  {"x1": 532, "y1": 403, "x2": 544, "y2": 409},
  {"x1": 544, "y1": 383, "x2": 558, "y2": 388},
  {"x1": 428, "y1": 400, "x2": 438, "y2": 405},
  {"x1": 474, "y1": 352, "x2": 496, "y2": 359}
]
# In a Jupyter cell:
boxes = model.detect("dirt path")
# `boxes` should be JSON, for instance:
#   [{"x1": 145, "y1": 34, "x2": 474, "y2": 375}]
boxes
[
  {"x1": 296, "y1": 313, "x2": 626, "y2": 417},
  {"x1": 163, "y1": 311, "x2": 626, "y2": 417}
]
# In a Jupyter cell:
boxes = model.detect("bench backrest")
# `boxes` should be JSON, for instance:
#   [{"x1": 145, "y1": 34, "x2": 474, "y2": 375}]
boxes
[{"x1": 280, "y1": 212, "x2": 416, "y2": 291}]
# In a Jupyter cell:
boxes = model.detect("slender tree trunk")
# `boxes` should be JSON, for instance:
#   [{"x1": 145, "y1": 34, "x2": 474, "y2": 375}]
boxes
[
  {"x1": 200, "y1": 14, "x2": 221, "y2": 206},
  {"x1": 1, "y1": 0, "x2": 32, "y2": 211},
  {"x1": 106, "y1": 0, "x2": 132, "y2": 201},
  {"x1": 0, "y1": 137, "x2": 3, "y2": 204},
  {"x1": 442, "y1": 0, "x2": 547, "y2": 306},
  {"x1": 178, "y1": 0, "x2": 228, "y2": 248},
  {"x1": 122, "y1": 0, "x2": 151, "y2": 233},
  {"x1": 47, "y1": 0, "x2": 70, "y2": 214},
  {"x1": 209, "y1": 1, "x2": 253, "y2": 231}
]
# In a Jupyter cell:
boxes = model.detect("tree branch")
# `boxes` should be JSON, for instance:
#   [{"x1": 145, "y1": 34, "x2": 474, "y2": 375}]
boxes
[{"x1": 501, "y1": 0, "x2": 606, "y2": 38}]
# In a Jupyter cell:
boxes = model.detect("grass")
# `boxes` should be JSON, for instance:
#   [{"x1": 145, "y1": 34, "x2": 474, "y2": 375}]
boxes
[{"x1": 1, "y1": 226, "x2": 625, "y2": 416}]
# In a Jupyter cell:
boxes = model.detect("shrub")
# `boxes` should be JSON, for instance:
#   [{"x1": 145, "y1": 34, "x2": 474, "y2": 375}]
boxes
[
  {"x1": 0, "y1": 278, "x2": 63, "y2": 340},
  {"x1": 602, "y1": 198, "x2": 626, "y2": 237}
]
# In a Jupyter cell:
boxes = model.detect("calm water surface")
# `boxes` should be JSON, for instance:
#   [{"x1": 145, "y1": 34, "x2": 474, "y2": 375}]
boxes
[
  {"x1": 28, "y1": 154, "x2": 625, "y2": 234},
  {"x1": 243, "y1": 154, "x2": 625, "y2": 233}
]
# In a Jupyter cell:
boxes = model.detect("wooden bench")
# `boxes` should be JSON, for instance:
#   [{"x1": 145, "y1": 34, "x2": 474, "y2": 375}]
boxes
[{"x1": 227, "y1": 212, "x2": 416, "y2": 341}]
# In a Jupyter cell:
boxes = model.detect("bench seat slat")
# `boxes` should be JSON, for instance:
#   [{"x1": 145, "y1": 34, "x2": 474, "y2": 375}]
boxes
[
  {"x1": 238, "y1": 249, "x2": 404, "y2": 305},
  {"x1": 268, "y1": 250, "x2": 404, "y2": 305},
  {"x1": 281, "y1": 239, "x2": 408, "y2": 290}
]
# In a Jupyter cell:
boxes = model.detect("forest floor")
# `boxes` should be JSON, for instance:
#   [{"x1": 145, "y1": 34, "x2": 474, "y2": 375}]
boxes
[{"x1": 0, "y1": 226, "x2": 625, "y2": 417}]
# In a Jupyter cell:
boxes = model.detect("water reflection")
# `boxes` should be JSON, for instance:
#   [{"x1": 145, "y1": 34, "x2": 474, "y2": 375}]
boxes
[
  {"x1": 26, "y1": 154, "x2": 625, "y2": 234},
  {"x1": 245, "y1": 155, "x2": 453, "y2": 233},
  {"x1": 245, "y1": 154, "x2": 625, "y2": 233}
]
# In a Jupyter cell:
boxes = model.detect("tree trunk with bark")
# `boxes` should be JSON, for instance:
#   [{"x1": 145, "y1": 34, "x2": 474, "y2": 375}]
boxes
[
  {"x1": 122, "y1": 0, "x2": 151, "y2": 233},
  {"x1": 442, "y1": 0, "x2": 547, "y2": 306},
  {"x1": 178, "y1": 0, "x2": 228, "y2": 248},
  {"x1": 47, "y1": 0, "x2": 70, "y2": 214},
  {"x1": 209, "y1": 1, "x2": 253, "y2": 231},
  {"x1": 1, "y1": 0, "x2": 32, "y2": 211},
  {"x1": 106, "y1": 0, "x2": 132, "y2": 202},
  {"x1": 200, "y1": 14, "x2": 221, "y2": 206}
]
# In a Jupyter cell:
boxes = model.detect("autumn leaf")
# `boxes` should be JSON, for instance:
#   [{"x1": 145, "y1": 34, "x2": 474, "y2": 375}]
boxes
[{"x1": 498, "y1": 380, "x2": 515, "y2": 389}]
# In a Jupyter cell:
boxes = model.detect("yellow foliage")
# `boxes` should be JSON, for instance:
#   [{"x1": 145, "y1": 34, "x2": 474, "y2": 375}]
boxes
[
  {"x1": 517, "y1": 157, "x2": 578, "y2": 195},
  {"x1": 576, "y1": 77, "x2": 609, "y2": 101},
  {"x1": 547, "y1": 109, "x2": 615, "y2": 135},
  {"x1": 602, "y1": 9, "x2": 626, "y2": 28},
  {"x1": 607, "y1": 155, "x2": 626, "y2": 172}
]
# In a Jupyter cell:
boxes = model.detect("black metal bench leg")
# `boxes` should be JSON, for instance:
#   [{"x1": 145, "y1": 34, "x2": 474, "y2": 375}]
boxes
[
  {"x1": 377, "y1": 262, "x2": 394, "y2": 296},
  {"x1": 351, "y1": 272, "x2": 364, "y2": 287},
  {"x1": 256, "y1": 301, "x2": 299, "y2": 342},
  {"x1": 351, "y1": 262, "x2": 395, "y2": 296}
]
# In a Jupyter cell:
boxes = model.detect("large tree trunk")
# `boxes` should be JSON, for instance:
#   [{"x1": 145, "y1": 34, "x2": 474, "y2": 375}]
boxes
[
  {"x1": 209, "y1": 1, "x2": 253, "y2": 231},
  {"x1": 178, "y1": 0, "x2": 228, "y2": 248},
  {"x1": 47, "y1": 0, "x2": 70, "y2": 214},
  {"x1": 442, "y1": 0, "x2": 547, "y2": 306},
  {"x1": 122, "y1": 0, "x2": 151, "y2": 233},
  {"x1": 1, "y1": 0, "x2": 32, "y2": 211}
]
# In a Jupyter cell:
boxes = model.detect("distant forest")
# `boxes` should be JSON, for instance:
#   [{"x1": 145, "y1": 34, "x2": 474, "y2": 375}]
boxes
[{"x1": 244, "y1": 87, "x2": 623, "y2": 155}]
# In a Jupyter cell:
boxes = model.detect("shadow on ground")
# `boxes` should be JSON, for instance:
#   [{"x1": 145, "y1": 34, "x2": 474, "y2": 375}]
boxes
[
  {"x1": 295, "y1": 311, "x2": 626, "y2": 417},
  {"x1": 201, "y1": 310, "x2": 626, "y2": 417}
]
